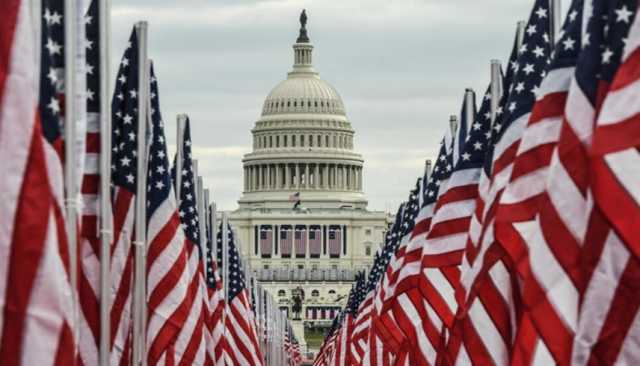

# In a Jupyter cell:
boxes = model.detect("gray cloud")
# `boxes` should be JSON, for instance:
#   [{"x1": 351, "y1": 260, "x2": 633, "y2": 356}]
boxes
[{"x1": 110, "y1": 0, "x2": 546, "y2": 211}]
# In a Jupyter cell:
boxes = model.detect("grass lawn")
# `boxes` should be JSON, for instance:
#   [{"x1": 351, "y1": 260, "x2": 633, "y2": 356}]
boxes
[{"x1": 304, "y1": 328, "x2": 327, "y2": 349}]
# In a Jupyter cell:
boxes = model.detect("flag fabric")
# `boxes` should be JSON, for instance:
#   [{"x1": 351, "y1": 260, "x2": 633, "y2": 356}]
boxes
[
  {"x1": 295, "y1": 225, "x2": 307, "y2": 258},
  {"x1": 489, "y1": 0, "x2": 586, "y2": 363},
  {"x1": 330, "y1": 272, "x2": 365, "y2": 366},
  {"x1": 217, "y1": 224, "x2": 264, "y2": 366},
  {"x1": 289, "y1": 192, "x2": 301, "y2": 209},
  {"x1": 0, "y1": 0, "x2": 76, "y2": 363},
  {"x1": 145, "y1": 65, "x2": 203, "y2": 365},
  {"x1": 280, "y1": 225, "x2": 293, "y2": 257},
  {"x1": 205, "y1": 205, "x2": 225, "y2": 365},
  {"x1": 259, "y1": 226, "x2": 273, "y2": 257},
  {"x1": 77, "y1": 0, "x2": 106, "y2": 364},
  {"x1": 171, "y1": 116, "x2": 208, "y2": 364},
  {"x1": 109, "y1": 27, "x2": 142, "y2": 364},
  {"x1": 563, "y1": 1, "x2": 638, "y2": 364},
  {"x1": 309, "y1": 225, "x2": 322, "y2": 257},
  {"x1": 328, "y1": 226, "x2": 342, "y2": 257}
]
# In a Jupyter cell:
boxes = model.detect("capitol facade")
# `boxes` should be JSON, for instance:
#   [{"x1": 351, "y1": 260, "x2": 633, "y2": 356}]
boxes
[{"x1": 229, "y1": 13, "x2": 388, "y2": 347}]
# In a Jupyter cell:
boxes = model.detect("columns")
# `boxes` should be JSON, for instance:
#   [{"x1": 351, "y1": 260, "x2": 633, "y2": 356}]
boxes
[
  {"x1": 266, "y1": 164, "x2": 271, "y2": 189},
  {"x1": 305, "y1": 164, "x2": 309, "y2": 189},
  {"x1": 323, "y1": 164, "x2": 328, "y2": 189},
  {"x1": 358, "y1": 167, "x2": 362, "y2": 191},
  {"x1": 285, "y1": 164, "x2": 291, "y2": 189},
  {"x1": 314, "y1": 164, "x2": 319, "y2": 189},
  {"x1": 295, "y1": 163, "x2": 300, "y2": 189},
  {"x1": 276, "y1": 164, "x2": 281, "y2": 189}
]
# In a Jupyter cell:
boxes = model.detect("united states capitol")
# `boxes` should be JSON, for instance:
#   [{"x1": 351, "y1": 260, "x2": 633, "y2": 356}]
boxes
[{"x1": 228, "y1": 11, "x2": 388, "y2": 350}]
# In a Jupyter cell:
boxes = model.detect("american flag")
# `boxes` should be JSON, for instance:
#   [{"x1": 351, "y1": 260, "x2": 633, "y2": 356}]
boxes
[
  {"x1": 453, "y1": 0, "x2": 553, "y2": 363},
  {"x1": 560, "y1": 1, "x2": 638, "y2": 364},
  {"x1": 0, "y1": 0, "x2": 75, "y2": 363},
  {"x1": 259, "y1": 225, "x2": 273, "y2": 257},
  {"x1": 280, "y1": 225, "x2": 293, "y2": 257},
  {"x1": 295, "y1": 225, "x2": 307, "y2": 258},
  {"x1": 328, "y1": 226, "x2": 342, "y2": 257},
  {"x1": 217, "y1": 223, "x2": 264, "y2": 365},
  {"x1": 205, "y1": 204, "x2": 225, "y2": 365},
  {"x1": 144, "y1": 65, "x2": 198, "y2": 365},
  {"x1": 109, "y1": 27, "x2": 141, "y2": 364},
  {"x1": 309, "y1": 225, "x2": 322, "y2": 257},
  {"x1": 314, "y1": 314, "x2": 341, "y2": 366},
  {"x1": 487, "y1": 0, "x2": 587, "y2": 363},
  {"x1": 78, "y1": 1, "x2": 105, "y2": 364},
  {"x1": 330, "y1": 272, "x2": 366, "y2": 366},
  {"x1": 170, "y1": 116, "x2": 208, "y2": 364}
]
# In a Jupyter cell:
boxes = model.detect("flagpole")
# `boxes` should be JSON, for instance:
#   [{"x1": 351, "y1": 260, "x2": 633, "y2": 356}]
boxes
[
  {"x1": 464, "y1": 89, "x2": 475, "y2": 130},
  {"x1": 132, "y1": 20, "x2": 149, "y2": 366},
  {"x1": 175, "y1": 114, "x2": 187, "y2": 201},
  {"x1": 549, "y1": 0, "x2": 562, "y2": 46},
  {"x1": 490, "y1": 59, "x2": 502, "y2": 124},
  {"x1": 221, "y1": 211, "x2": 230, "y2": 363},
  {"x1": 197, "y1": 175, "x2": 207, "y2": 268},
  {"x1": 449, "y1": 115, "x2": 458, "y2": 136},
  {"x1": 63, "y1": 0, "x2": 79, "y2": 347},
  {"x1": 516, "y1": 21, "x2": 526, "y2": 50},
  {"x1": 98, "y1": 0, "x2": 113, "y2": 364}
]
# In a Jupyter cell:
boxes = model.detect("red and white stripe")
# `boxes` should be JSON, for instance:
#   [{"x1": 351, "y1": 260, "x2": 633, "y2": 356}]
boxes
[
  {"x1": 222, "y1": 289, "x2": 264, "y2": 366},
  {"x1": 350, "y1": 291, "x2": 373, "y2": 364},
  {"x1": 330, "y1": 314, "x2": 353, "y2": 366},
  {"x1": 0, "y1": 0, "x2": 75, "y2": 364},
  {"x1": 577, "y1": 13, "x2": 640, "y2": 365}
]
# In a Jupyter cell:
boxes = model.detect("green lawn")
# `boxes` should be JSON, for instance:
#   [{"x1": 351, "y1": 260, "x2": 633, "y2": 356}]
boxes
[{"x1": 304, "y1": 328, "x2": 327, "y2": 349}]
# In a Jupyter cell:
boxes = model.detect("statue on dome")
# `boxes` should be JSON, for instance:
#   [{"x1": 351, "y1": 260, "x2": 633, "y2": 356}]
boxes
[{"x1": 297, "y1": 9, "x2": 310, "y2": 43}]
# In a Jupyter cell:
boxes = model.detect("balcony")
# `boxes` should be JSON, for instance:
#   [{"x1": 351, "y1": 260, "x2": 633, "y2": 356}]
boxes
[{"x1": 254, "y1": 268, "x2": 355, "y2": 282}]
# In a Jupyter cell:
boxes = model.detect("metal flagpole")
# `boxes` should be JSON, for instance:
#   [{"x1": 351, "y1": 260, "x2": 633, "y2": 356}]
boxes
[
  {"x1": 464, "y1": 88, "x2": 475, "y2": 131},
  {"x1": 222, "y1": 211, "x2": 230, "y2": 363},
  {"x1": 490, "y1": 60, "x2": 502, "y2": 124},
  {"x1": 516, "y1": 21, "x2": 526, "y2": 50},
  {"x1": 549, "y1": 0, "x2": 562, "y2": 46},
  {"x1": 449, "y1": 115, "x2": 458, "y2": 136},
  {"x1": 175, "y1": 114, "x2": 187, "y2": 201},
  {"x1": 197, "y1": 176, "x2": 207, "y2": 268},
  {"x1": 98, "y1": 0, "x2": 113, "y2": 364},
  {"x1": 132, "y1": 20, "x2": 149, "y2": 366},
  {"x1": 63, "y1": 0, "x2": 79, "y2": 345}
]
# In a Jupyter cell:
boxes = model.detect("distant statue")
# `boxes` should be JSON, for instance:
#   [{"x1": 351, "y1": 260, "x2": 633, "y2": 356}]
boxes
[
  {"x1": 297, "y1": 9, "x2": 310, "y2": 43},
  {"x1": 300, "y1": 9, "x2": 307, "y2": 29},
  {"x1": 291, "y1": 286, "x2": 305, "y2": 320}
]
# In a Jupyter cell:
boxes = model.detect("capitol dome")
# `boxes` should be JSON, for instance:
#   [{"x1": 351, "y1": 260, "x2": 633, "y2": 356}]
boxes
[{"x1": 239, "y1": 10, "x2": 367, "y2": 210}]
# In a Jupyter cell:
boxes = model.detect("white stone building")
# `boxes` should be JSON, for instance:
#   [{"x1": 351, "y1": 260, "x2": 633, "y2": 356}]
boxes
[{"x1": 229, "y1": 12, "x2": 388, "y2": 346}]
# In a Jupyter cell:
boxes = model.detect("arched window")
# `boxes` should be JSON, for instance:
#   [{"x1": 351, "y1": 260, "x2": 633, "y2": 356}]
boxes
[
  {"x1": 301, "y1": 135, "x2": 305, "y2": 147},
  {"x1": 278, "y1": 290, "x2": 286, "y2": 297},
  {"x1": 328, "y1": 290, "x2": 336, "y2": 295},
  {"x1": 312, "y1": 290, "x2": 320, "y2": 297},
  {"x1": 276, "y1": 135, "x2": 280, "y2": 147},
  {"x1": 269, "y1": 135, "x2": 273, "y2": 148},
  {"x1": 309, "y1": 135, "x2": 313, "y2": 147},
  {"x1": 325, "y1": 135, "x2": 329, "y2": 147},
  {"x1": 317, "y1": 135, "x2": 321, "y2": 147},
  {"x1": 292, "y1": 135, "x2": 296, "y2": 147}
]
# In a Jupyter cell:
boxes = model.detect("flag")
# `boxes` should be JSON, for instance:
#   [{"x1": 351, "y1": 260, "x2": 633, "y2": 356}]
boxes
[
  {"x1": 289, "y1": 192, "x2": 301, "y2": 209},
  {"x1": 217, "y1": 224, "x2": 264, "y2": 365},
  {"x1": 171, "y1": 116, "x2": 208, "y2": 364},
  {"x1": 259, "y1": 225, "x2": 273, "y2": 257},
  {"x1": 330, "y1": 272, "x2": 365, "y2": 366},
  {"x1": 489, "y1": 0, "x2": 586, "y2": 363},
  {"x1": 78, "y1": 0, "x2": 107, "y2": 364},
  {"x1": 280, "y1": 225, "x2": 293, "y2": 257},
  {"x1": 295, "y1": 226, "x2": 307, "y2": 258},
  {"x1": 454, "y1": 0, "x2": 554, "y2": 363},
  {"x1": 205, "y1": 205, "x2": 225, "y2": 365},
  {"x1": 0, "y1": 0, "x2": 76, "y2": 363},
  {"x1": 109, "y1": 27, "x2": 143, "y2": 364},
  {"x1": 309, "y1": 225, "x2": 322, "y2": 257},
  {"x1": 328, "y1": 226, "x2": 342, "y2": 258}
]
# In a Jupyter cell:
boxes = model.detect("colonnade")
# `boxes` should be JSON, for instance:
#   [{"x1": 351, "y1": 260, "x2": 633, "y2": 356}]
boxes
[{"x1": 244, "y1": 162, "x2": 362, "y2": 192}]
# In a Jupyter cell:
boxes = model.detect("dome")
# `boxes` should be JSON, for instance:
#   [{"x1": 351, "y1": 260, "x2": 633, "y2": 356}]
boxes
[{"x1": 262, "y1": 75, "x2": 346, "y2": 116}]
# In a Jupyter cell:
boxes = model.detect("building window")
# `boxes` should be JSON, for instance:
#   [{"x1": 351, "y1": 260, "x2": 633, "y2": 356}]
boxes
[
  {"x1": 301, "y1": 135, "x2": 305, "y2": 147},
  {"x1": 297, "y1": 264, "x2": 304, "y2": 270},
  {"x1": 317, "y1": 135, "x2": 321, "y2": 147},
  {"x1": 328, "y1": 290, "x2": 336, "y2": 295},
  {"x1": 365, "y1": 229, "x2": 372, "y2": 236},
  {"x1": 311, "y1": 290, "x2": 320, "y2": 297},
  {"x1": 278, "y1": 290, "x2": 286, "y2": 297},
  {"x1": 365, "y1": 246, "x2": 371, "y2": 256},
  {"x1": 292, "y1": 135, "x2": 296, "y2": 147},
  {"x1": 276, "y1": 135, "x2": 280, "y2": 147},
  {"x1": 269, "y1": 135, "x2": 273, "y2": 148},
  {"x1": 309, "y1": 135, "x2": 313, "y2": 147},
  {"x1": 263, "y1": 264, "x2": 270, "y2": 270}
]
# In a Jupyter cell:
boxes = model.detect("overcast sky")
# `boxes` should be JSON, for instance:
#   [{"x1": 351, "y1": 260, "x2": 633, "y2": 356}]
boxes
[{"x1": 110, "y1": 0, "x2": 545, "y2": 212}]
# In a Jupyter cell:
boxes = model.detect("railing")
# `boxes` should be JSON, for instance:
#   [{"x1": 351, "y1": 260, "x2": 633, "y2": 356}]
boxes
[{"x1": 254, "y1": 268, "x2": 356, "y2": 282}]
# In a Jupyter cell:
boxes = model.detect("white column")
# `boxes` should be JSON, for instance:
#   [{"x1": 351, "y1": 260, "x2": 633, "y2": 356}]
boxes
[
  {"x1": 295, "y1": 163, "x2": 300, "y2": 189},
  {"x1": 314, "y1": 164, "x2": 320, "y2": 189},
  {"x1": 305, "y1": 164, "x2": 309, "y2": 189},
  {"x1": 285, "y1": 164, "x2": 291, "y2": 189},
  {"x1": 266, "y1": 164, "x2": 271, "y2": 190}
]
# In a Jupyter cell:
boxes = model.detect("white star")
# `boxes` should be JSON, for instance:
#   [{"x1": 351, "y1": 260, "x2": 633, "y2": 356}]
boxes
[
  {"x1": 156, "y1": 166, "x2": 165, "y2": 174},
  {"x1": 123, "y1": 114, "x2": 133, "y2": 124},
  {"x1": 526, "y1": 25, "x2": 537, "y2": 36},
  {"x1": 473, "y1": 122, "x2": 481, "y2": 131},
  {"x1": 531, "y1": 84, "x2": 541, "y2": 97},
  {"x1": 533, "y1": 46, "x2": 545, "y2": 58},
  {"x1": 439, "y1": 155, "x2": 446, "y2": 162},
  {"x1": 563, "y1": 37, "x2": 576, "y2": 50},
  {"x1": 515, "y1": 82, "x2": 525, "y2": 93},
  {"x1": 118, "y1": 75, "x2": 126, "y2": 84},
  {"x1": 568, "y1": 10, "x2": 578, "y2": 22},
  {"x1": 616, "y1": 5, "x2": 633, "y2": 23},
  {"x1": 84, "y1": 15, "x2": 92, "y2": 25},
  {"x1": 508, "y1": 102, "x2": 516, "y2": 112},
  {"x1": 86, "y1": 89, "x2": 94, "y2": 100},
  {"x1": 602, "y1": 48, "x2": 614, "y2": 64},
  {"x1": 582, "y1": 32, "x2": 591, "y2": 47},
  {"x1": 519, "y1": 43, "x2": 528, "y2": 54},
  {"x1": 186, "y1": 193, "x2": 193, "y2": 201},
  {"x1": 128, "y1": 132, "x2": 135, "y2": 141},
  {"x1": 126, "y1": 174, "x2": 134, "y2": 183},
  {"x1": 47, "y1": 67, "x2": 58, "y2": 84},
  {"x1": 84, "y1": 38, "x2": 93, "y2": 50},
  {"x1": 157, "y1": 150, "x2": 165, "y2": 159},
  {"x1": 121, "y1": 156, "x2": 131, "y2": 167},
  {"x1": 473, "y1": 141, "x2": 482, "y2": 150},
  {"x1": 493, "y1": 123, "x2": 502, "y2": 132},
  {"x1": 155, "y1": 181, "x2": 165, "y2": 190},
  {"x1": 523, "y1": 63, "x2": 535, "y2": 75},
  {"x1": 47, "y1": 97, "x2": 60, "y2": 113},
  {"x1": 157, "y1": 136, "x2": 164, "y2": 144},
  {"x1": 122, "y1": 58, "x2": 129, "y2": 67},
  {"x1": 116, "y1": 92, "x2": 124, "y2": 100},
  {"x1": 182, "y1": 169, "x2": 188, "y2": 176},
  {"x1": 461, "y1": 152, "x2": 471, "y2": 161},
  {"x1": 86, "y1": 63, "x2": 94, "y2": 75},
  {"x1": 535, "y1": 7, "x2": 548, "y2": 19},
  {"x1": 129, "y1": 89, "x2": 137, "y2": 99},
  {"x1": 44, "y1": 10, "x2": 62, "y2": 25},
  {"x1": 45, "y1": 38, "x2": 62, "y2": 55},
  {"x1": 183, "y1": 181, "x2": 191, "y2": 188},
  {"x1": 179, "y1": 210, "x2": 185, "y2": 217}
]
